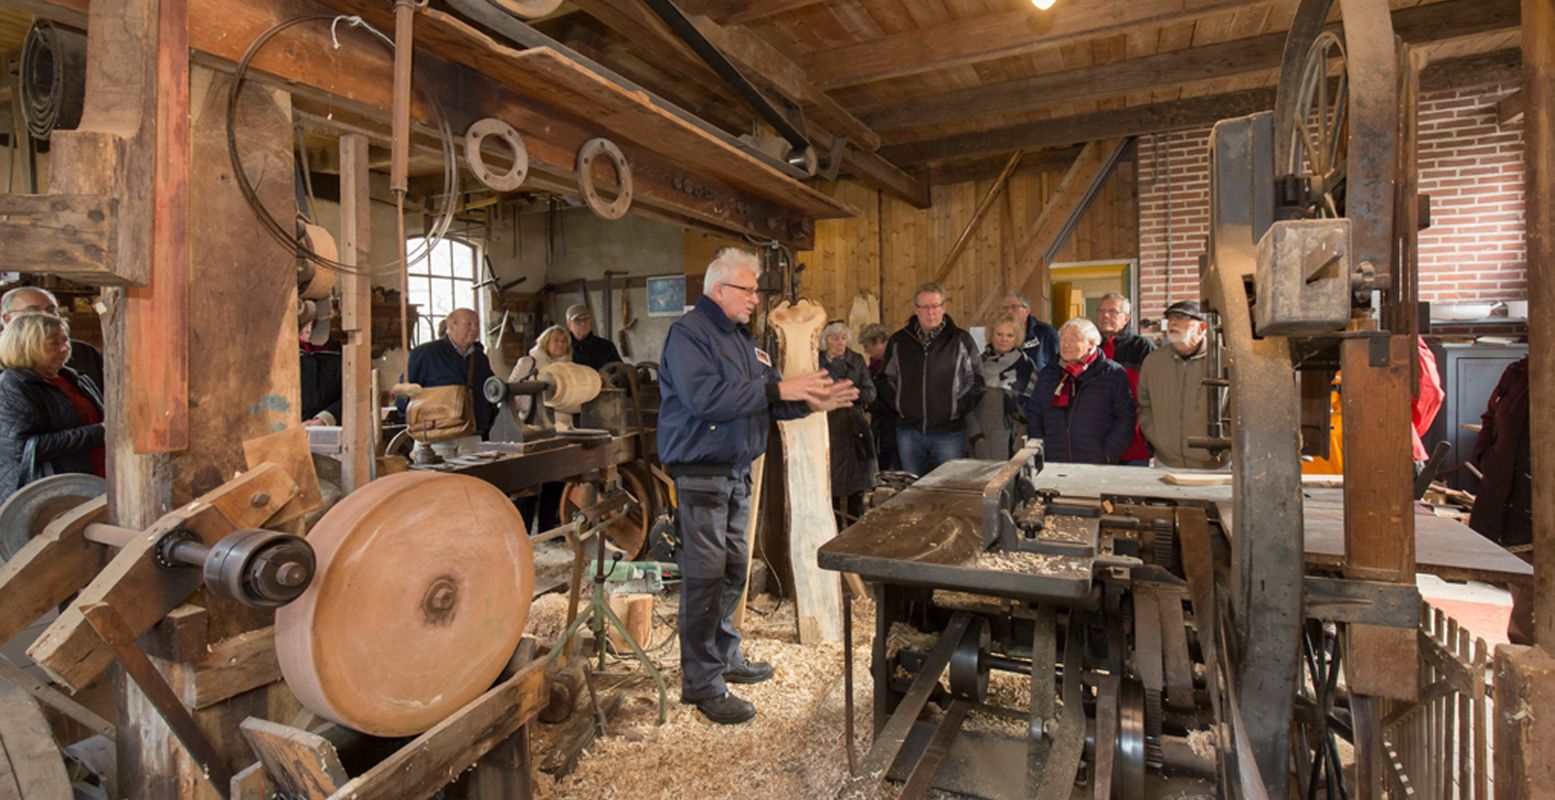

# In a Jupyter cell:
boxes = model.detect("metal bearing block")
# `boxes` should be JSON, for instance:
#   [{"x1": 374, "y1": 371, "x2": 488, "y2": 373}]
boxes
[{"x1": 1253, "y1": 218, "x2": 1352, "y2": 336}]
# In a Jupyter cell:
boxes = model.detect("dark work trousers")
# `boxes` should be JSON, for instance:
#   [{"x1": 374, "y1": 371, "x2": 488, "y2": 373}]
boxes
[{"x1": 674, "y1": 469, "x2": 753, "y2": 702}]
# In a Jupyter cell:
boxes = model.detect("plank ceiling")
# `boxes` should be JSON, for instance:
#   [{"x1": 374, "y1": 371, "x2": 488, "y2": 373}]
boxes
[{"x1": 528, "y1": 0, "x2": 1522, "y2": 192}]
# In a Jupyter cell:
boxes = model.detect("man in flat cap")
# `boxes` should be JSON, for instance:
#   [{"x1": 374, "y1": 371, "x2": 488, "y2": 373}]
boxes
[
  {"x1": 565, "y1": 304, "x2": 622, "y2": 370},
  {"x1": 1137, "y1": 300, "x2": 1227, "y2": 470}
]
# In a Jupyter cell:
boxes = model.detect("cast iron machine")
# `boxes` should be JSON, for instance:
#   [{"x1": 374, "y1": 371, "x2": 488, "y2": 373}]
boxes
[{"x1": 822, "y1": 0, "x2": 1439, "y2": 796}]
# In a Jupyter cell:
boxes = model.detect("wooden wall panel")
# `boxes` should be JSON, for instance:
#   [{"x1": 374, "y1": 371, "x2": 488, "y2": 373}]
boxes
[
  {"x1": 794, "y1": 179, "x2": 881, "y2": 323},
  {"x1": 801, "y1": 159, "x2": 1137, "y2": 334}
]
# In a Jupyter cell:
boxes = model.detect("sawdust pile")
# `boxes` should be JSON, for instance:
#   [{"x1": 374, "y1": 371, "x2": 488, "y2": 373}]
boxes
[
  {"x1": 1039, "y1": 515, "x2": 1091, "y2": 543},
  {"x1": 1185, "y1": 728, "x2": 1218, "y2": 760},
  {"x1": 536, "y1": 596, "x2": 878, "y2": 800},
  {"x1": 973, "y1": 549, "x2": 1087, "y2": 577},
  {"x1": 526, "y1": 592, "x2": 575, "y2": 641}
]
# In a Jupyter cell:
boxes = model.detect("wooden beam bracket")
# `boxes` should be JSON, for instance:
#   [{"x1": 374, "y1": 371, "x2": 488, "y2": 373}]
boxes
[{"x1": 0, "y1": 193, "x2": 119, "y2": 274}]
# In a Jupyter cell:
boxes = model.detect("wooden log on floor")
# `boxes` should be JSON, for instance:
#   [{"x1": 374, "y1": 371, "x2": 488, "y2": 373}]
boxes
[{"x1": 770, "y1": 299, "x2": 843, "y2": 644}]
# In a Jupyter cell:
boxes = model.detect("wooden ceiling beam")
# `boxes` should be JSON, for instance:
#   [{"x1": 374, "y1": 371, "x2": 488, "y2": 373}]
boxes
[
  {"x1": 882, "y1": 49, "x2": 1523, "y2": 165},
  {"x1": 863, "y1": 0, "x2": 1521, "y2": 139},
  {"x1": 841, "y1": 144, "x2": 929, "y2": 208},
  {"x1": 677, "y1": 0, "x2": 826, "y2": 26},
  {"x1": 805, "y1": 0, "x2": 1261, "y2": 90},
  {"x1": 928, "y1": 145, "x2": 1089, "y2": 186},
  {"x1": 688, "y1": 14, "x2": 882, "y2": 150}
]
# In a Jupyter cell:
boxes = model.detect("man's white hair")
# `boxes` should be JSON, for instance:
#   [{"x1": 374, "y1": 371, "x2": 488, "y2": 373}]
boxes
[
  {"x1": 1060, "y1": 317, "x2": 1102, "y2": 347},
  {"x1": 1, "y1": 285, "x2": 58, "y2": 316},
  {"x1": 1099, "y1": 292, "x2": 1132, "y2": 316},
  {"x1": 703, "y1": 247, "x2": 762, "y2": 296}
]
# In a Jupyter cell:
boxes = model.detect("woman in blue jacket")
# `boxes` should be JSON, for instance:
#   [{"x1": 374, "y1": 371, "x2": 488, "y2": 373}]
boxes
[{"x1": 1025, "y1": 317, "x2": 1136, "y2": 464}]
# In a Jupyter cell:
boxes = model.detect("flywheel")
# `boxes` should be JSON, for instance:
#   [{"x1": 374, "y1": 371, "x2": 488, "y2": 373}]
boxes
[{"x1": 276, "y1": 471, "x2": 535, "y2": 736}]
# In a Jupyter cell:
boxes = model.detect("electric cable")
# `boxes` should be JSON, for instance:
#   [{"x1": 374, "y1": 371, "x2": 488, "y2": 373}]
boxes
[{"x1": 225, "y1": 13, "x2": 460, "y2": 276}]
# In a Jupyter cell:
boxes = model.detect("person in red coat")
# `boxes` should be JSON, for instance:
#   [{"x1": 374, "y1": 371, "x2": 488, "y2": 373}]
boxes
[{"x1": 1095, "y1": 293, "x2": 1155, "y2": 464}]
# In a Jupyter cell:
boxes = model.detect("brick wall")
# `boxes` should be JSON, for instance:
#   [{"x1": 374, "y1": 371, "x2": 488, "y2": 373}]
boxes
[{"x1": 1135, "y1": 81, "x2": 1526, "y2": 320}]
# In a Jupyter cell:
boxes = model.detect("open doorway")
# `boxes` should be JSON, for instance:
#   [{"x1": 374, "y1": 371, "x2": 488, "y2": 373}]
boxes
[{"x1": 1049, "y1": 260, "x2": 1136, "y2": 328}]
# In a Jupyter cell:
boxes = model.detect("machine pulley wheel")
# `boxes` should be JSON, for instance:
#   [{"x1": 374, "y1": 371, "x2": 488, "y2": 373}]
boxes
[
  {"x1": 202, "y1": 528, "x2": 316, "y2": 608},
  {"x1": 948, "y1": 615, "x2": 990, "y2": 702},
  {"x1": 276, "y1": 471, "x2": 535, "y2": 736},
  {"x1": 0, "y1": 473, "x2": 105, "y2": 562},
  {"x1": 560, "y1": 462, "x2": 659, "y2": 559},
  {"x1": 1116, "y1": 678, "x2": 1148, "y2": 800}
]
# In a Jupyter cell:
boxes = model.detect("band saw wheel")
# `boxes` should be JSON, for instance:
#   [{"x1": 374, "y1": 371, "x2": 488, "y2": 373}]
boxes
[{"x1": 275, "y1": 471, "x2": 535, "y2": 737}]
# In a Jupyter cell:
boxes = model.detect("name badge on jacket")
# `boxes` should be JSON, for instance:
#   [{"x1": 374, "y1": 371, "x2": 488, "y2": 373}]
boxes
[{"x1": 754, "y1": 347, "x2": 772, "y2": 367}]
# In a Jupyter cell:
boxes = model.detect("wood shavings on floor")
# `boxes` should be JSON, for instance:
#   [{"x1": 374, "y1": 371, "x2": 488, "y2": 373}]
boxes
[{"x1": 533, "y1": 594, "x2": 877, "y2": 800}]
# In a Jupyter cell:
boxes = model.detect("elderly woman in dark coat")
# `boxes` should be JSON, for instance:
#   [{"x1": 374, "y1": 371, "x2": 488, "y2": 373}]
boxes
[
  {"x1": 1025, "y1": 317, "x2": 1135, "y2": 464},
  {"x1": 0, "y1": 314, "x2": 106, "y2": 505},
  {"x1": 820, "y1": 320, "x2": 876, "y2": 526}
]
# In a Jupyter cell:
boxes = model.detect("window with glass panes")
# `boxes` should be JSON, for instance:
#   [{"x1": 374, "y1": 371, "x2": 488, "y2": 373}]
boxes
[{"x1": 406, "y1": 237, "x2": 478, "y2": 345}]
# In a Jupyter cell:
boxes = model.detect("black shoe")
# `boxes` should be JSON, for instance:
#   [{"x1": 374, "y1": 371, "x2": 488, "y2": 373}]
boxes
[
  {"x1": 689, "y1": 691, "x2": 755, "y2": 724},
  {"x1": 724, "y1": 660, "x2": 774, "y2": 684}
]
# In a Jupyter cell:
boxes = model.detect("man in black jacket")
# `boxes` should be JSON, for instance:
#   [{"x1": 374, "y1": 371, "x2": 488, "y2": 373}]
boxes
[
  {"x1": 565, "y1": 304, "x2": 622, "y2": 370},
  {"x1": 881, "y1": 283, "x2": 982, "y2": 477}
]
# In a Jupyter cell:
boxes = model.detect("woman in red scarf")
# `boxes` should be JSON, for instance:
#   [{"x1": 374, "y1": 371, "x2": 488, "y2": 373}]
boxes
[{"x1": 1024, "y1": 317, "x2": 1136, "y2": 464}]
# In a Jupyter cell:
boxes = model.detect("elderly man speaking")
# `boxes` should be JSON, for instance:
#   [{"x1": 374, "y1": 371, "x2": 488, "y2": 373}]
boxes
[{"x1": 659, "y1": 247, "x2": 857, "y2": 725}]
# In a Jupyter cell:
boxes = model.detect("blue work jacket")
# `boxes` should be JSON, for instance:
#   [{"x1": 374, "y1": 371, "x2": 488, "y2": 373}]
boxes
[{"x1": 658, "y1": 296, "x2": 808, "y2": 471}]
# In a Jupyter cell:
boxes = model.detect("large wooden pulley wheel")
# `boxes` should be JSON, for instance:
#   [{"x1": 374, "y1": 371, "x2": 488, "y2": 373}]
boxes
[{"x1": 276, "y1": 471, "x2": 534, "y2": 736}]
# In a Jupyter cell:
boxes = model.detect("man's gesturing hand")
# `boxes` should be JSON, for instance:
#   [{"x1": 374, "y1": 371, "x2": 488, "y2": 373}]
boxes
[
  {"x1": 777, "y1": 370, "x2": 835, "y2": 403},
  {"x1": 806, "y1": 379, "x2": 859, "y2": 412}
]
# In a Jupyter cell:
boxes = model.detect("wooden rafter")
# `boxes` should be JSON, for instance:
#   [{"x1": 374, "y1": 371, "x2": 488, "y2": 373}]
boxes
[
  {"x1": 861, "y1": 0, "x2": 1521, "y2": 141},
  {"x1": 882, "y1": 49, "x2": 1523, "y2": 165},
  {"x1": 566, "y1": 0, "x2": 926, "y2": 203},
  {"x1": 678, "y1": 0, "x2": 824, "y2": 26},
  {"x1": 804, "y1": 0, "x2": 1261, "y2": 90}
]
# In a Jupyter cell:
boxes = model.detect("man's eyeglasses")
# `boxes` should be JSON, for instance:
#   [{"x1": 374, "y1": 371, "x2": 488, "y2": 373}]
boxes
[
  {"x1": 915, "y1": 302, "x2": 945, "y2": 310},
  {"x1": 721, "y1": 283, "x2": 759, "y2": 297}
]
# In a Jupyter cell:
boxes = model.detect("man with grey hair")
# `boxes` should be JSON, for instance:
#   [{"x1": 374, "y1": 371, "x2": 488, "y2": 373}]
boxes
[
  {"x1": 1, "y1": 285, "x2": 105, "y2": 390},
  {"x1": 1095, "y1": 292, "x2": 1154, "y2": 464},
  {"x1": 881, "y1": 282, "x2": 981, "y2": 476},
  {"x1": 998, "y1": 291, "x2": 1058, "y2": 372},
  {"x1": 659, "y1": 246, "x2": 858, "y2": 724}
]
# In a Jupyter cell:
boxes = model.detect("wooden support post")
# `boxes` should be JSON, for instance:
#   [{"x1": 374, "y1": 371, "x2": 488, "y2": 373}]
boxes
[
  {"x1": 1339, "y1": 334, "x2": 1418, "y2": 701},
  {"x1": 1491, "y1": 4, "x2": 1555, "y2": 797},
  {"x1": 1522, "y1": 0, "x2": 1553, "y2": 657},
  {"x1": 338, "y1": 133, "x2": 374, "y2": 493}
]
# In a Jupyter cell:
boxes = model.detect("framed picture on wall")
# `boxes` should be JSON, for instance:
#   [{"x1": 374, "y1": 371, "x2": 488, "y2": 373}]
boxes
[{"x1": 647, "y1": 275, "x2": 687, "y2": 317}]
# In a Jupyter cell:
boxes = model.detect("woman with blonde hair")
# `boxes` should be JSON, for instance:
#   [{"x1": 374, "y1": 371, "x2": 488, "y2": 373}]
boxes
[
  {"x1": 507, "y1": 324, "x2": 574, "y2": 422},
  {"x1": 508, "y1": 323, "x2": 575, "y2": 533},
  {"x1": 967, "y1": 313, "x2": 1037, "y2": 460},
  {"x1": 0, "y1": 313, "x2": 105, "y2": 504}
]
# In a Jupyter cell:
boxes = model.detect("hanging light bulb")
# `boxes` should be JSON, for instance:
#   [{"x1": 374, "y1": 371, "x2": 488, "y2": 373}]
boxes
[{"x1": 1032, "y1": 0, "x2": 1055, "y2": 8}]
